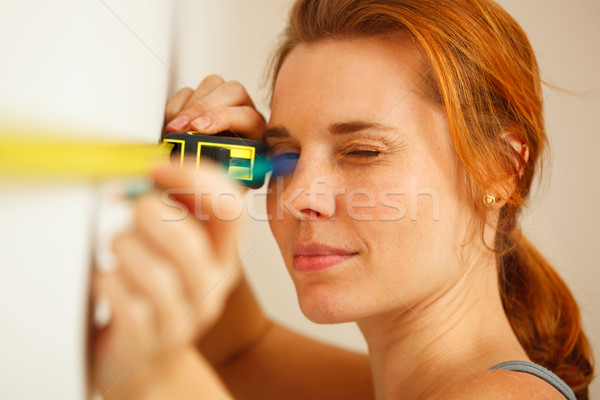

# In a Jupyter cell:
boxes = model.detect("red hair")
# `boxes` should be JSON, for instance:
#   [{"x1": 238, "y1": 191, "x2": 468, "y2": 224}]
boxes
[{"x1": 266, "y1": 0, "x2": 594, "y2": 397}]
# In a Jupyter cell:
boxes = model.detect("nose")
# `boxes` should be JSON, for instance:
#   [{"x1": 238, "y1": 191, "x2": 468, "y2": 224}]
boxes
[{"x1": 276, "y1": 155, "x2": 338, "y2": 221}]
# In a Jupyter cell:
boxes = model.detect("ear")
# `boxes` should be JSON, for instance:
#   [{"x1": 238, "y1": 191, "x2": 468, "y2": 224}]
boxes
[
  {"x1": 486, "y1": 133, "x2": 529, "y2": 209},
  {"x1": 505, "y1": 133, "x2": 529, "y2": 179},
  {"x1": 504, "y1": 133, "x2": 529, "y2": 178}
]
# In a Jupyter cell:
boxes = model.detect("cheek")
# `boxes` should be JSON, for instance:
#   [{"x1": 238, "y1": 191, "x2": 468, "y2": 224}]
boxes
[
  {"x1": 395, "y1": 194, "x2": 471, "y2": 294},
  {"x1": 352, "y1": 161, "x2": 466, "y2": 262},
  {"x1": 266, "y1": 181, "x2": 290, "y2": 250}
]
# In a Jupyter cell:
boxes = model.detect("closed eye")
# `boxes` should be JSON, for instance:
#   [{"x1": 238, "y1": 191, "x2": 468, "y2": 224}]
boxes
[
  {"x1": 267, "y1": 146, "x2": 385, "y2": 177},
  {"x1": 345, "y1": 149, "x2": 381, "y2": 158}
]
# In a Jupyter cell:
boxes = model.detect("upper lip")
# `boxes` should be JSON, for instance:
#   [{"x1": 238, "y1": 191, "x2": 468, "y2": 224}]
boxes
[{"x1": 292, "y1": 242, "x2": 357, "y2": 257}]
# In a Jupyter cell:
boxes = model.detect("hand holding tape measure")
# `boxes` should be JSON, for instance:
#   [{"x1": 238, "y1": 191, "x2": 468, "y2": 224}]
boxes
[
  {"x1": 164, "y1": 131, "x2": 269, "y2": 189},
  {"x1": 163, "y1": 75, "x2": 272, "y2": 188},
  {"x1": 90, "y1": 76, "x2": 272, "y2": 397},
  {"x1": 0, "y1": 76, "x2": 275, "y2": 186},
  {"x1": 0, "y1": 76, "x2": 279, "y2": 397}
]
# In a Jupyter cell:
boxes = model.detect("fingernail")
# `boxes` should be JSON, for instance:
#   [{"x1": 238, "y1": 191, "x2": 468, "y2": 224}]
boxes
[
  {"x1": 166, "y1": 115, "x2": 190, "y2": 131},
  {"x1": 96, "y1": 249, "x2": 118, "y2": 273},
  {"x1": 191, "y1": 116, "x2": 211, "y2": 130},
  {"x1": 93, "y1": 296, "x2": 112, "y2": 329}
]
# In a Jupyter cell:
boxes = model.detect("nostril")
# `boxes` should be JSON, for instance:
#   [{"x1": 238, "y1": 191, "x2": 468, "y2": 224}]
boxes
[{"x1": 300, "y1": 208, "x2": 320, "y2": 220}]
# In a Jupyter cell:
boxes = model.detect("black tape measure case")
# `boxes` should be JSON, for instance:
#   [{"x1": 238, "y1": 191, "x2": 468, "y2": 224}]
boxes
[{"x1": 163, "y1": 132, "x2": 268, "y2": 188}]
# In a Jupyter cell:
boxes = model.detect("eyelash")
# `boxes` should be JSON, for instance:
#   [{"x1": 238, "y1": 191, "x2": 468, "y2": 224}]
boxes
[
  {"x1": 344, "y1": 149, "x2": 381, "y2": 158},
  {"x1": 267, "y1": 147, "x2": 383, "y2": 177},
  {"x1": 268, "y1": 148, "x2": 382, "y2": 159}
]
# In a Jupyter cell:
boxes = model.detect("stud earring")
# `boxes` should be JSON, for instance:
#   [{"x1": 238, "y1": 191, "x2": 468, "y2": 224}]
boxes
[{"x1": 483, "y1": 194, "x2": 502, "y2": 207}]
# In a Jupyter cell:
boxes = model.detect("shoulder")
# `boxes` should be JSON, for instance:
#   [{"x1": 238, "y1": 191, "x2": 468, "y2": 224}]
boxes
[{"x1": 431, "y1": 369, "x2": 566, "y2": 400}]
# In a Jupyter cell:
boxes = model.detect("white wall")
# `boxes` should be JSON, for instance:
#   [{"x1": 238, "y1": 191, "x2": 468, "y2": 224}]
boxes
[{"x1": 0, "y1": 1, "x2": 173, "y2": 398}]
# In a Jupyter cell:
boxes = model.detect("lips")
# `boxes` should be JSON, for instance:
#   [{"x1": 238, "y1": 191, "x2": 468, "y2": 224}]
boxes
[{"x1": 292, "y1": 242, "x2": 357, "y2": 272}]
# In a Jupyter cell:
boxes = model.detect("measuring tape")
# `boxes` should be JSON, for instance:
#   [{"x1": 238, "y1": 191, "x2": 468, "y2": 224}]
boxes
[
  {"x1": 164, "y1": 132, "x2": 268, "y2": 188},
  {"x1": 0, "y1": 131, "x2": 271, "y2": 187}
]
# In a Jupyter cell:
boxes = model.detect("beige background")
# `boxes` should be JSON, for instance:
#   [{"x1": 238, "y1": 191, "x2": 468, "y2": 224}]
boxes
[{"x1": 173, "y1": 0, "x2": 599, "y2": 397}]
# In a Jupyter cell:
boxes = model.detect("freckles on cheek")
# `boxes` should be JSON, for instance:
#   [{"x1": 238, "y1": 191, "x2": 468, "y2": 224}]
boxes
[
  {"x1": 343, "y1": 192, "x2": 406, "y2": 223},
  {"x1": 343, "y1": 166, "x2": 412, "y2": 222},
  {"x1": 344, "y1": 190, "x2": 381, "y2": 221}
]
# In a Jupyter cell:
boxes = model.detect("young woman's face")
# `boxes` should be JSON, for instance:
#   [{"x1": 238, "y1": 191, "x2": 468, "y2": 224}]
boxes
[{"x1": 266, "y1": 37, "x2": 479, "y2": 324}]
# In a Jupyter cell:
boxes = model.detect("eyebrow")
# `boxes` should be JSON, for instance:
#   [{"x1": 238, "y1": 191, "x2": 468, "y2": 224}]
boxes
[{"x1": 264, "y1": 120, "x2": 395, "y2": 141}]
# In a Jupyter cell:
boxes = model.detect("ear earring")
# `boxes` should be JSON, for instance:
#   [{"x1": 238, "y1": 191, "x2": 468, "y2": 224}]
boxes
[
  {"x1": 483, "y1": 194, "x2": 502, "y2": 207},
  {"x1": 483, "y1": 141, "x2": 525, "y2": 208}
]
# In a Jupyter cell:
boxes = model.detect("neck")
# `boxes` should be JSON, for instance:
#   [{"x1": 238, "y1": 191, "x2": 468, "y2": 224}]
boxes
[{"x1": 357, "y1": 256, "x2": 528, "y2": 400}]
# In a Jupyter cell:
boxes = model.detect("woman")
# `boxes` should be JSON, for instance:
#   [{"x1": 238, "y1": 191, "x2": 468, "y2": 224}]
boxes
[{"x1": 92, "y1": 0, "x2": 594, "y2": 399}]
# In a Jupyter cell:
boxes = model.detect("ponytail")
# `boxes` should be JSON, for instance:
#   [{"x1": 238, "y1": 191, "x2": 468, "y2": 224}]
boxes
[{"x1": 498, "y1": 227, "x2": 594, "y2": 399}]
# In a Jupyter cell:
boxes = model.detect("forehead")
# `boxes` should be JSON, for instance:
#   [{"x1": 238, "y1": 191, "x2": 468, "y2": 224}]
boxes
[
  {"x1": 268, "y1": 36, "x2": 455, "y2": 174},
  {"x1": 271, "y1": 36, "x2": 430, "y2": 122}
]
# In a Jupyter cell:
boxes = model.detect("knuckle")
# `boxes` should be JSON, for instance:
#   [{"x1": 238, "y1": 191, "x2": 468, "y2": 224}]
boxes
[
  {"x1": 204, "y1": 293, "x2": 226, "y2": 321},
  {"x1": 139, "y1": 193, "x2": 162, "y2": 213},
  {"x1": 249, "y1": 107, "x2": 267, "y2": 128},
  {"x1": 165, "y1": 109, "x2": 178, "y2": 123},
  {"x1": 210, "y1": 106, "x2": 230, "y2": 123},
  {"x1": 151, "y1": 263, "x2": 181, "y2": 293},
  {"x1": 111, "y1": 232, "x2": 131, "y2": 253},
  {"x1": 129, "y1": 297, "x2": 154, "y2": 326},
  {"x1": 165, "y1": 88, "x2": 192, "y2": 115},
  {"x1": 206, "y1": 169, "x2": 240, "y2": 195},
  {"x1": 201, "y1": 74, "x2": 225, "y2": 87},
  {"x1": 164, "y1": 108, "x2": 176, "y2": 121},
  {"x1": 135, "y1": 195, "x2": 166, "y2": 228},
  {"x1": 193, "y1": 300, "x2": 217, "y2": 328},
  {"x1": 225, "y1": 79, "x2": 242, "y2": 88},
  {"x1": 177, "y1": 230, "x2": 206, "y2": 260},
  {"x1": 216, "y1": 188, "x2": 243, "y2": 214},
  {"x1": 135, "y1": 195, "x2": 157, "y2": 220},
  {"x1": 177, "y1": 87, "x2": 194, "y2": 97},
  {"x1": 190, "y1": 101, "x2": 209, "y2": 115},
  {"x1": 225, "y1": 80, "x2": 246, "y2": 97}
]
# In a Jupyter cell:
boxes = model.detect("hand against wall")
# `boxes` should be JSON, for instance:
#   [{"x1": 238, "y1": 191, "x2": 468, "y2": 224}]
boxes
[{"x1": 91, "y1": 164, "x2": 245, "y2": 399}]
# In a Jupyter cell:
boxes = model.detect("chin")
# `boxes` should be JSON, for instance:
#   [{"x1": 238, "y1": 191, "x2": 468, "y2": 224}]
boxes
[{"x1": 295, "y1": 282, "x2": 367, "y2": 324}]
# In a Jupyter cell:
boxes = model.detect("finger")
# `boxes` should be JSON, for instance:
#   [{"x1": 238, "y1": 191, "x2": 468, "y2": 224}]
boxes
[
  {"x1": 112, "y1": 231, "x2": 187, "y2": 332},
  {"x1": 130, "y1": 192, "x2": 240, "y2": 338},
  {"x1": 189, "y1": 105, "x2": 267, "y2": 140},
  {"x1": 92, "y1": 272, "x2": 159, "y2": 396},
  {"x1": 165, "y1": 75, "x2": 225, "y2": 133},
  {"x1": 166, "y1": 80, "x2": 255, "y2": 134},
  {"x1": 165, "y1": 87, "x2": 194, "y2": 123},
  {"x1": 93, "y1": 272, "x2": 157, "y2": 355},
  {"x1": 152, "y1": 165, "x2": 245, "y2": 265},
  {"x1": 182, "y1": 74, "x2": 226, "y2": 111},
  {"x1": 132, "y1": 193, "x2": 220, "y2": 299}
]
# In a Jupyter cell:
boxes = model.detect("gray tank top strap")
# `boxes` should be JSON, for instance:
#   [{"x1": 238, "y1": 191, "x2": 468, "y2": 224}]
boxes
[{"x1": 489, "y1": 360, "x2": 576, "y2": 400}]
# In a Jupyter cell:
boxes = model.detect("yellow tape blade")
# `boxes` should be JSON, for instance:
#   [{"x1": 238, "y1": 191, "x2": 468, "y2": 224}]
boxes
[{"x1": 0, "y1": 135, "x2": 173, "y2": 181}]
